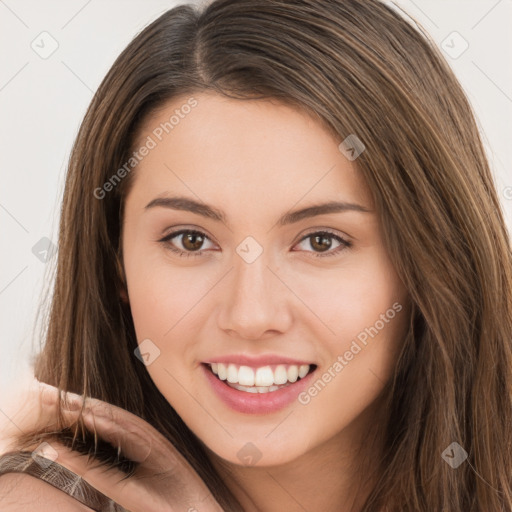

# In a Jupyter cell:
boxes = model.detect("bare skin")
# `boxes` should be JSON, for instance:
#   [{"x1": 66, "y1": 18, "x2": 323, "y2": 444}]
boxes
[{"x1": 119, "y1": 92, "x2": 411, "y2": 511}]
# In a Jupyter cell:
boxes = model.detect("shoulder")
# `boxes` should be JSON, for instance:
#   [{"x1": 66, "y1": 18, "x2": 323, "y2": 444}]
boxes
[{"x1": 0, "y1": 471, "x2": 94, "y2": 511}]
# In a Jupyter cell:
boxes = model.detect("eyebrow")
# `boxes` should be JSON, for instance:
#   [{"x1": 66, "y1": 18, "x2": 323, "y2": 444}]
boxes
[{"x1": 144, "y1": 195, "x2": 373, "y2": 227}]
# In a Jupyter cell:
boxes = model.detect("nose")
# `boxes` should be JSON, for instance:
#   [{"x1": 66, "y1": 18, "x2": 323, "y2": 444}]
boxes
[{"x1": 216, "y1": 251, "x2": 293, "y2": 341}]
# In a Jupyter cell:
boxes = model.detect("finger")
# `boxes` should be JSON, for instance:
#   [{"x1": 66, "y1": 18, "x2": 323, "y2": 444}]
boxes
[
  {"x1": 62, "y1": 399, "x2": 192, "y2": 474},
  {"x1": 38, "y1": 388, "x2": 156, "y2": 466},
  {"x1": 39, "y1": 382, "x2": 84, "y2": 412},
  {"x1": 38, "y1": 386, "x2": 171, "y2": 470},
  {"x1": 1, "y1": 383, "x2": 65, "y2": 449},
  {"x1": 80, "y1": 411, "x2": 208, "y2": 488},
  {"x1": 80, "y1": 410, "x2": 152, "y2": 464}
]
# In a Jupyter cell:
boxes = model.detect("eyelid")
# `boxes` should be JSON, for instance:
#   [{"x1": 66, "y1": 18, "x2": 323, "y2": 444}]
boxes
[
  {"x1": 158, "y1": 228, "x2": 218, "y2": 248},
  {"x1": 158, "y1": 225, "x2": 217, "y2": 242},
  {"x1": 158, "y1": 225, "x2": 352, "y2": 259},
  {"x1": 293, "y1": 228, "x2": 352, "y2": 258},
  {"x1": 295, "y1": 226, "x2": 352, "y2": 244}
]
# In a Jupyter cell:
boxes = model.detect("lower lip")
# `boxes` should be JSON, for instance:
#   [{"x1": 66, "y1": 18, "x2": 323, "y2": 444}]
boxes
[{"x1": 201, "y1": 363, "x2": 317, "y2": 414}]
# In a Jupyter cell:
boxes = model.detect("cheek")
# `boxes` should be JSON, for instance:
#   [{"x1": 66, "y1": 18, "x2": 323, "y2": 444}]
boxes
[
  {"x1": 124, "y1": 258, "x2": 205, "y2": 407},
  {"x1": 293, "y1": 272, "x2": 407, "y2": 447},
  {"x1": 123, "y1": 239, "x2": 203, "y2": 338},
  {"x1": 123, "y1": 247, "x2": 218, "y2": 374},
  {"x1": 125, "y1": 267, "x2": 172, "y2": 339},
  {"x1": 292, "y1": 250, "x2": 408, "y2": 412},
  {"x1": 290, "y1": 248, "x2": 406, "y2": 344}
]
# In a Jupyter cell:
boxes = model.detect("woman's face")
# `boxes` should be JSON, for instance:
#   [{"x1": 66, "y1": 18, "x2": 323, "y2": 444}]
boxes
[{"x1": 121, "y1": 92, "x2": 410, "y2": 467}]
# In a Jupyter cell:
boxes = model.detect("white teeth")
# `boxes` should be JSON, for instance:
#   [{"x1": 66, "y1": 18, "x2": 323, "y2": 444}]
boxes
[
  {"x1": 238, "y1": 366, "x2": 255, "y2": 386},
  {"x1": 217, "y1": 363, "x2": 227, "y2": 380},
  {"x1": 274, "y1": 365, "x2": 288, "y2": 385},
  {"x1": 209, "y1": 362, "x2": 312, "y2": 387},
  {"x1": 228, "y1": 382, "x2": 285, "y2": 393},
  {"x1": 238, "y1": 384, "x2": 259, "y2": 393},
  {"x1": 227, "y1": 364, "x2": 238, "y2": 383},
  {"x1": 298, "y1": 365, "x2": 309, "y2": 378},
  {"x1": 255, "y1": 366, "x2": 274, "y2": 387},
  {"x1": 287, "y1": 365, "x2": 299, "y2": 383}
]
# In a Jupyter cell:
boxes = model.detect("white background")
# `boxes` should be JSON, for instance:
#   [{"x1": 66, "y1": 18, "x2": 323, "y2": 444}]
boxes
[{"x1": 1, "y1": 0, "x2": 511, "y2": 425}]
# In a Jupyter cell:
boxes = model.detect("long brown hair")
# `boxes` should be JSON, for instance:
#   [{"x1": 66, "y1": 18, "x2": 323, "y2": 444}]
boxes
[{"x1": 11, "y1": 0, "x2": 512, "y2": 510}]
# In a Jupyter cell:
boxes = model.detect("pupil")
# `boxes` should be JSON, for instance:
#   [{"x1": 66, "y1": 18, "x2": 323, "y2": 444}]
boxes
[
  {"x1": 184, "y1": 233, "x2": 203, "y2": 251},
  {"x1": 311, "y1": 234, "x2": 331, "y2": 252}
]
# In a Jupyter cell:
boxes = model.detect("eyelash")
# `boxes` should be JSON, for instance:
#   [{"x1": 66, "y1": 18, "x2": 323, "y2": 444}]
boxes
[{"x1": 157, "y1": 229, "x2": 352, "y2": 259}]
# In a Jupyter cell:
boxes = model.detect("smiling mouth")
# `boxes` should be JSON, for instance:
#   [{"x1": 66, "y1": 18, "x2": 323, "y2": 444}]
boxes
[{"x1": 204, "y1": 362, "x2": 317, "y2": 394}]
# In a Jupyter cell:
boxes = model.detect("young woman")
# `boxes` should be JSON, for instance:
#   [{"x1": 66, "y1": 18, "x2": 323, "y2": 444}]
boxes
[{"x1": 1, "y1": 0, "x2": 511, "y2": 511}]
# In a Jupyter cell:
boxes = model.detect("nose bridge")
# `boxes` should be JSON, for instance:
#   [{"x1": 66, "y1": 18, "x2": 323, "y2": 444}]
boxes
[
  {"x1": 230, "y1": 247, "x2": 273, "y2": 311},
  {"x1": 217, "y1": 242, "x2": 292, "y2": 338}
]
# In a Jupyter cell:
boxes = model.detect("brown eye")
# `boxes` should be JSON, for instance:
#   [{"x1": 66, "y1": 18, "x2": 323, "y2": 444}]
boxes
[
  {"x1": 310, "y1": 234, "x2": 333, "y2": 252},
  {"x1": 294, "y1": 231, "x2": 352, "y2": 258},
  {"x1": 158, "y1": 229, "x2": 215, "y2": 257},
  {"x1": 181, "y1": 232, "x2": 205, "y2": 251}
]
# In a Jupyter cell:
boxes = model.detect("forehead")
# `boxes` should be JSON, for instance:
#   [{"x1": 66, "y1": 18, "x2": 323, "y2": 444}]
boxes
[{"x1": 128, "y1": 92, "x2": 373, "y2": 211}]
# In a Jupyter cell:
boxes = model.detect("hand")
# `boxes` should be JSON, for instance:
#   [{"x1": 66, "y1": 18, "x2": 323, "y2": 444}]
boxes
[{"x1": 2, "y1": 381, "x2": 224, "y2": 512}]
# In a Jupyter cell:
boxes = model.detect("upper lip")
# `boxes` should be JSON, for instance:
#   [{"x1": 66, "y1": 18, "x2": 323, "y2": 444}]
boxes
[{"x1": 203, "y1": 354, "x2": 315, "y2": 367}]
